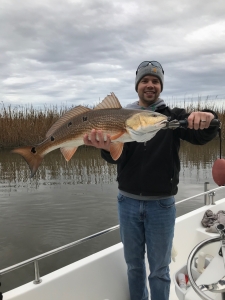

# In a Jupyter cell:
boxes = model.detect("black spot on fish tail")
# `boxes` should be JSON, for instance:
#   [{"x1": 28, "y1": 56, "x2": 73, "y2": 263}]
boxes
[
  {"x1": 51, "y1": 136, "x2": 55, "y2": 141},
  {"x1": 11, "y1": 146, "x2": 44, "y2": 178},
  {"x1": 68, "y1": 122, "x2": 72, "y2": 127},
  {"x1": 83, "y1": 116, "x2": 87, "y2": 122},
  {"x1": 31, "y1": 147, "x2": 36, "y2": 153}
]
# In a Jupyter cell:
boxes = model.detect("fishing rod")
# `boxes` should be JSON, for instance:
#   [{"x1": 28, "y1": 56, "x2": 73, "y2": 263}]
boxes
[{"x1": 163, "y1": 118, "x2": 221, "y2": 129}]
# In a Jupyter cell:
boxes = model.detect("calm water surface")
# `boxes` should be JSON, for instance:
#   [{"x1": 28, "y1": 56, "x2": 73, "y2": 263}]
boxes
[{"x1": 0, "y1": 140, "x2": 224, "y2": 292}]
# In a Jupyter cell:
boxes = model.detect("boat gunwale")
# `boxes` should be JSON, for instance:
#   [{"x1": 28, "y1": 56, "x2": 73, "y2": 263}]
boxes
[{"x1": 0, "y1": 186, "x2": 224, "y2": 278}]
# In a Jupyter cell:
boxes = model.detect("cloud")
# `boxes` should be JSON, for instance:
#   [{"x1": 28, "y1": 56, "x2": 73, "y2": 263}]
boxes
[{"x1": 0, "y1": 0, "x2": 225, "y2": 108}]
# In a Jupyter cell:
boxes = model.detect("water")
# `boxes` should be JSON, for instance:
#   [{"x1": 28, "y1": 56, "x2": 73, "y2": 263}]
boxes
[{"x1": 0, "y1": 140, "x2": 224, "y2": 292}]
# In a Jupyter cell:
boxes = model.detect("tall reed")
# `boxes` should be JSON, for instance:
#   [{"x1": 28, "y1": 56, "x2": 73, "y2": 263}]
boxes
[
  {"x1": 0, "y1": 103, "x2": 67, "y2": 148},
  {"x1": 0, "y1": 100, "x2": 224, "y2": 148}
]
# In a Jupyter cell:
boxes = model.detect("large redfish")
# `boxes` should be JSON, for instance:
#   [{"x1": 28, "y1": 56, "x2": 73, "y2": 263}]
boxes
[{"x1": 12, "y1": 93, "x2": 167, "y2": 177}]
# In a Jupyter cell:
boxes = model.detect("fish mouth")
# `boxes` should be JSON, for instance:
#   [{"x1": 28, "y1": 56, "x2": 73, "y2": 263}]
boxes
[
  {"x1": 148, "y1": 120, "x2": 168, "y2": 130},
  {"x1": 155, "y1": 119, "x2": 168, "y2": 128}
]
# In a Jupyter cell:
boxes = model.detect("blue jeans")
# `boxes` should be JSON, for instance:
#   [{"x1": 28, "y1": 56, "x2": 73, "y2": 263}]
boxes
[{"x1": 117, "y1": 193, "x2": 176, "y2": 300}]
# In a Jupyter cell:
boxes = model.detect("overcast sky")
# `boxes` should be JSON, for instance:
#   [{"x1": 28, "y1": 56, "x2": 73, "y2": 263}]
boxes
[{"x1": 1, "y1": 0, "x2": 225, "y2": 108}]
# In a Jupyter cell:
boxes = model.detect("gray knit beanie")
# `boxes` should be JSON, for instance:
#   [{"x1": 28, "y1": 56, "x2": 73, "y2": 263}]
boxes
[{"x1": 135, "y1": 65, "x2": 164, "y2": 92}]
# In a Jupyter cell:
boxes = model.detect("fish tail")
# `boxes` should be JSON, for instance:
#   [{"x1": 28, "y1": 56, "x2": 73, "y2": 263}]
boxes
[{"x1": 12, "y1": 146, "x2": 44, "y2": 178}]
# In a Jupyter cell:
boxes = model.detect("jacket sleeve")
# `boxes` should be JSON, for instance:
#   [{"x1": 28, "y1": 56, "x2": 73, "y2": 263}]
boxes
[
  {"x1": 172, "y1": 108, "x2": 220, "y2": 145},
  {"x1": 101, "y1": 149, "x2": 117, "y2": 164}
]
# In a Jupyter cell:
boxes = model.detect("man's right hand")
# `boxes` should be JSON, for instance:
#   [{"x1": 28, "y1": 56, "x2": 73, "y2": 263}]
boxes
[{"x1": 83, "y1": 129, "x2": 111, "y2": 152}]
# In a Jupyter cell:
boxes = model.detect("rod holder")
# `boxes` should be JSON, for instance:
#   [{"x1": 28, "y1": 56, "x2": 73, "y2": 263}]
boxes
[{"x1": 33, "y1": 260, "x2": 42, "y2": 284}]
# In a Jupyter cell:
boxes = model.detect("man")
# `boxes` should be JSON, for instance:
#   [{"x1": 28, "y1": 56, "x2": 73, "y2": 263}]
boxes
[{"x1": 83, "y1": 61, "x2": 219, "y2": 300}]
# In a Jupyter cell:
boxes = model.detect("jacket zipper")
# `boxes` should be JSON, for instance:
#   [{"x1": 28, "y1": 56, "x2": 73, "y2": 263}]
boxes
[{"x1": 140, "y1": 142, "x2": 147, "y2": 195}]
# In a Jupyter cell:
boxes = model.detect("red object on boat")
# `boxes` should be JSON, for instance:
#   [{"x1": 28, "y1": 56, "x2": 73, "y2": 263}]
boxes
[{"x1": 212, "y1": 159, "x2": 225, "y2": 186}]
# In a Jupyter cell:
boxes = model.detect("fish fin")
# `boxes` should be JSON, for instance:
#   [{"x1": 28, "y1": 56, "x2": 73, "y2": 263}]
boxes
[
  {"x1": 11, "y1": 146, "x2": 43, "y2": 178},
  {"x1": 110, "y1": 142, "x2": 124, "y2": 160},
  {"x1": 110, "y1": 131, "x2": 126, "y2": 140},
  {"x1": 46, "y1": 106, "x2": 91, "y2": 138},
  {"x1": 94, "y1": 92, "x2": 122, "y2": 110},
  {"x1": 60, "y1": 147, "x2": 78, "y2": 161}
]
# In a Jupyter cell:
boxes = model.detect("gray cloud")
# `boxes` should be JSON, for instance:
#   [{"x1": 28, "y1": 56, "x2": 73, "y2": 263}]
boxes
[{"x1": 0, "y1": 0, "x2": 225, "y2": 108}]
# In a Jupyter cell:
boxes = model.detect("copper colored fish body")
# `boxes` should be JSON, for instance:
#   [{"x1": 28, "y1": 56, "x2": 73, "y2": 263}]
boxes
[{"x1": 12, "y1": 93, "x2": 167, "y2": 177}]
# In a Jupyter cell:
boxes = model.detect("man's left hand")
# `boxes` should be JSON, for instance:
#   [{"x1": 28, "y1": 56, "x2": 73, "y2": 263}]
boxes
[{"x1": 187, "y1": 112, "x2": 215, "y2": 130}]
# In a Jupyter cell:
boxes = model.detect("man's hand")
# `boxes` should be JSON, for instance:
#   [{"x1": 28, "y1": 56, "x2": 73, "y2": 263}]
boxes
[
  {"x1": 83, "y1": 129, "x2": 111, "y2": 152},
  {"x1": 187, "y1": 112, "x2": 214, "y2": 130}
]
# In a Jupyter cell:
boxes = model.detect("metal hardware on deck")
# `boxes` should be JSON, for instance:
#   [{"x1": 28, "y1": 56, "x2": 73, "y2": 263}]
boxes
[
  {"x1": 204, "y1": 182, "x2": 210, "y2": 205},
  {"x1": 0, "y1": 225, "x2": 119, "y2": 285},
  {"x1": 217, "y1": 224, "x2": 225, "y2": 267},
  {"x1": 175, "y1": 185, "x2": 225, "y2": 206},
  {"x1": 187, "y1": 224, "x2": 225, "y2": 299},
  {"x1": 209, "y1": 191, "x2": 216, "y2": 205},
  {"x1": 204, "y1": 181, "x2": 216, "y2": 205},
  {"x1": 187, "y1": 236, "x2": 222, "y2": 300},
  {"x1": 0, "y1": 185, "x2": 225, "y2": 287},
  {"x1": 33, "y1": 260, "x2": 42, "y2": 284}
]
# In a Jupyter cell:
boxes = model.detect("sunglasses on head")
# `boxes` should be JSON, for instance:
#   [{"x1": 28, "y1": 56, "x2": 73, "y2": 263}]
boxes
[{"x1": 136, "y1": 61, "x2": 164, "y2": 75}]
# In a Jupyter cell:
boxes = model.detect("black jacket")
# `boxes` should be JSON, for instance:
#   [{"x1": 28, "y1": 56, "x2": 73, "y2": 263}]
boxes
[{"x1": 101, "y1": 106, "x2": 219, "y2": 196}]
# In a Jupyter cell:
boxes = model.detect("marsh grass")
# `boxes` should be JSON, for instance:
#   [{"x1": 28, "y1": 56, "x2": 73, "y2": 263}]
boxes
[
  {"x1": 0, "y1": 104, "x2": 68, "y2": 148},
  {"x1": 0, "y1": 100, "x2": 225, "y2": 148}
]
